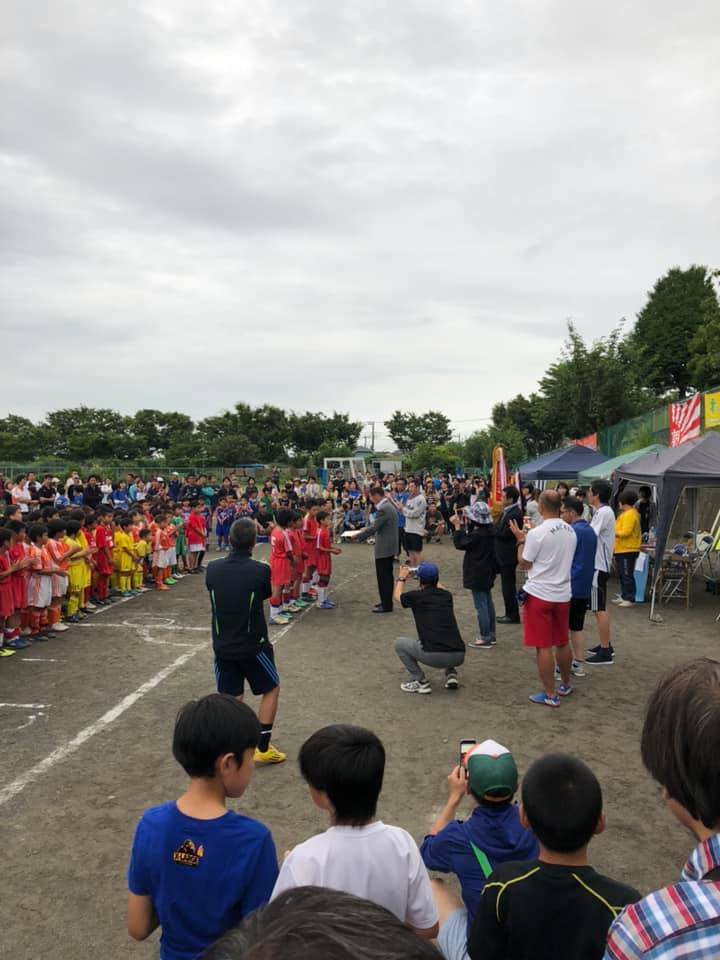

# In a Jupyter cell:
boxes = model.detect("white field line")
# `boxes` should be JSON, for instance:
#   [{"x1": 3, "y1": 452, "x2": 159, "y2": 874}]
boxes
[
  {"x1": 0, "y1": 643, "x2": 204, "y2": 808},
  {"x1": 270, "y1": 571, "x2": 361, "y2": 644}
]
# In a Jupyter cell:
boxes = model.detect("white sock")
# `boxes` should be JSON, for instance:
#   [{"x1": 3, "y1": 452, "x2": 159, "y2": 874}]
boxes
[
  {"x1": 316, "y1": 586, "x2": 327, "y2": 603},
  {"x1": 311, "y1": 571, "x2": 319, "y2": 586}
]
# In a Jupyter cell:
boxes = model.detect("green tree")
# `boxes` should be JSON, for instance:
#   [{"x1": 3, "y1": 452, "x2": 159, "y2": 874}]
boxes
[
  {"x1": 198, "y1": 403, "x2": 289, "y2": 462},
  {"x1": 207, "y1": 434, "x2": 260, "y2": 466},
  {"x1": 0, "y1": 415, "x2": 43, "y2": 461},
  {"x1": 630, "y1": 265, "x2": 715, "y2": 398},
  {"x1": 287, "y1": 411, "x2": 362, "y2": 460},
  {"x1": 688, "y1": 272, "x2": 720, "y2": 390},
  {"x1": 130, "y1": 410, "x2": 195, "y2": 456},
  {"x1": 41, "y1": 407, "x2": 141, "y2": 460},
  {"x1": 384, "y1": 410, "x2": 452, "y2": 452},
  {"x1": 464, "y1": 425, "x2": 528, "y2": 470},
  {"x1": 407, "y1": 441, "x2": 465, "y2": 473}
]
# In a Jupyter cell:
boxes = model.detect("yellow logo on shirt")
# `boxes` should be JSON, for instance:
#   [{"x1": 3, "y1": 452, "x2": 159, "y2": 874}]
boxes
[{"x1": 172, "y1": 839, "x2": 204, "y2": 867}]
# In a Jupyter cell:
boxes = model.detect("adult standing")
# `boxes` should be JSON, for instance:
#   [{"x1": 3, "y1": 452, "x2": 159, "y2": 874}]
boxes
[
  {"x1": 205, "y1": 518, "x2": 286, "y2": 765},
  {"x1": 521, "y1": 482, "x2": 542, "y2": 528},
  {"x1": 583, "y1": 480, "x2": 616, "y2": 666},
  {"x1": 494, "y1": 486, "x2": 523, "y2": 625},
  {"x1": 509, "y1": 490, "x2": 577, "y2": 707},
  {"x1": 450, "y1": 501, "x2": 497, "y2": 649},
  {"x1": 345, "y1": 485, "x2": 399, "y2": 613}
]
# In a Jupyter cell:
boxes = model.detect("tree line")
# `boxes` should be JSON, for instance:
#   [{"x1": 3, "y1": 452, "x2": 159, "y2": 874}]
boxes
[{"x1": 2, "y1": 265, "x2": 717, "y2": 471}]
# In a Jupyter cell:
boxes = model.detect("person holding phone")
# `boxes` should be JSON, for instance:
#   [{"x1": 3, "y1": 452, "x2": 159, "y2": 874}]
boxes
[{"x1": 420, "y1": 739, "x2": 538, "y2": 960}]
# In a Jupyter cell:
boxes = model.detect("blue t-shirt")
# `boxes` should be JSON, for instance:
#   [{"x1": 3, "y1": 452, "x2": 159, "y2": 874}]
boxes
[
  {"x1": 420, "y1": 803, "x2": 538, "y2": 936},
  {"x1": 395, "y1": 490, "x2": 409, "y2": 529},
  {"x1": 570, "y1": 519, "x2": 598, "y2": 599},
  {"x1": 128, "y1": 802, "x2": 278, "y2": 960}
]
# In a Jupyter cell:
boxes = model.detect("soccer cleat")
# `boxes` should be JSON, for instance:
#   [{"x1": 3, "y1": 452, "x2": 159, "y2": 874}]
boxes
[
  {"x1": 164, "y1": 578, "x2": 177, "y2": 585},
  {"x1": 557, "y1": 684, "x2": 574, "y2": 697},
  {"x1": 269, "y1": 614, "x2": 290, "y2": 625},
  {"x1": 584, "y1": 647, "x2": 614, "y2": 666},
  {"x1": 0, "y1": 646, "x2": 16, "y2": 657},
  {"x1": 401, "y1": 679, "x2": 432, "y2": 694},
  {"x1": 20, "y1": 627, "x2": 32, "y2": 637},
  {"x1": 255, "y1": 744, "x2": 287, "y2": 764},
  {"x1": 445, "y1": 672, "x2": 459, "y2": 690},
  {"x1": 6, "y1": 637, "x2": 31, "y2": 649},
  {"x1": 84, "y1": 601, "x2": 97, "y2": 610},
  {"x1": 155, "y1": 584, "x2": 170, "y2": 591},
  {"x1": 52, "y1": 622, "x2": 69, "y2": 633},
  {"x1": 529, "y1": 691, "x2": 560, "y2": 708},
  {"x1": 32, "y1": 633, "x2": 50, "y2": 642},
  {"x1": 316, "y1": 600, "x2": 335, "y2": 610},
  {"x1": 287, "y1": 602, "x2": 303, "y2": 612}
]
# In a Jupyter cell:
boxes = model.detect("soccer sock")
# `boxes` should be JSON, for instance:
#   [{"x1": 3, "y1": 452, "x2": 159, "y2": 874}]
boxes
[
  {"x1": 281, "y1": 590, "x2": 291, "y2": 610},
  {"x1": 316, "y1": 586, "x2": 327, "y2": 603},
  {"x1": 20, "y1": 610, "x2": 31, "y2": 630},
  {"x1": 270, "y1": 599, "x2": 282, "y2": 620},
  {"x1": 258, "y1": 725, "x2": 273, "y2": 753},
  {"x1": 301, "y1": 578, "x2": 310, "y2": 596},
  {"x1": 30, "y1": 611, "x2": 41, "y2": 634},
  {"x1": 196, "y1": 550, "x2": 205, "y2": 568}
]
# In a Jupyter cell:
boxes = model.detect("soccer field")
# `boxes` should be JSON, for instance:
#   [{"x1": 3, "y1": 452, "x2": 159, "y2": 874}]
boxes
[{"x1": 2, "y1": 539, "x2": 717, "y2": 960}]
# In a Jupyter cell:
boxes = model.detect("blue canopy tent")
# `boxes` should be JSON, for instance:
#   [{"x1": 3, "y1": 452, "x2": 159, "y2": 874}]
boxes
[{"x1": 519, "y1": 444, "x2": 607, "y2": 482}]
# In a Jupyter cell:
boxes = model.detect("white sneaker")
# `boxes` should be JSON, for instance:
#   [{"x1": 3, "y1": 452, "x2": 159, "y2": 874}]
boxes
[
  {"x1": 84, "y1": 601, "x2": 97, "y2": 610},
  {"x1": 401, "y1": 679, "x2": 432, "y2": 694},
  {"x1": 611, "y1": 596, "x2": 623, "y2": 604},
  {"x1": 571, "y1": 660, "x2": 586, "y2": 678},
  {"x1": 270, "y1": 614, "x2": 290, "y2": 625},
  {"x1": 53, "y1": 622, "x2": 69, "y2": 633},
  {"x1": 618, "y1": 600, "x2": 634, "y2": 608},
  {"x1": 20, "y1": 627, "x2": 32, "y2": 637}
]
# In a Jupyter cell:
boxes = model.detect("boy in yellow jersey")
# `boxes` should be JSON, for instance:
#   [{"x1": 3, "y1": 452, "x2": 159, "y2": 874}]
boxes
[
  {"x1": 133, "y1": 529, "x2": 151, "y2": 592},
  {"x1": 114, "y1": 517, "x2": 136, "y2": 598}
]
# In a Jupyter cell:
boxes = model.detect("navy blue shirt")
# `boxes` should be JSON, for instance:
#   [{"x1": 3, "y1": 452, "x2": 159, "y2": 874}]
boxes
[
  {"x1": 570, "y1": 519, "x2": 598, "y2": 599},
  {"x1": 420, "y1": 804, "x2": 538, "y2": 935},
  {"x1": 128, "y1": 802, "x2": 278, "y2": 960}
]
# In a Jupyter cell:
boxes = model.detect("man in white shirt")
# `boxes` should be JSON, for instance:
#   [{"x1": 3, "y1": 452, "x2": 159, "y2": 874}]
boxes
[
  {"x1": 583, "y1": 479, "x2": 616, "y2": 667},
  {"x1": 271, "y1": 724, "x2": 438, "y2": 940},
  {"x1": 393, "y1": 478, "x2": 427, "y2": 566},
  {"x1": 510, "y1": 490, "x2": 577, "y2": 708}
]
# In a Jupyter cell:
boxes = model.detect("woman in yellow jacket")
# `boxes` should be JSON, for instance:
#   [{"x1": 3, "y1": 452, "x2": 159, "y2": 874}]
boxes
[{"x1": 614, "y1": 489, "x2": 642, "y2": 607}]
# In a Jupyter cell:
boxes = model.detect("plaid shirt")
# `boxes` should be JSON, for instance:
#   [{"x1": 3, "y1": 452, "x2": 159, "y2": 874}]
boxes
[{"x1": 604, "y1": 834, "x2": 720, "y2": 959}]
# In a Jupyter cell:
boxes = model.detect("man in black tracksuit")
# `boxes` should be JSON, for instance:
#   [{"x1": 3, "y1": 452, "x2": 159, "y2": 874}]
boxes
[
  {"x1": 494, "y1": 486, "x2": 523, "y2": 624},
  {"x1": 205, "y1": 518, "x2": 286, "y2": 765}
]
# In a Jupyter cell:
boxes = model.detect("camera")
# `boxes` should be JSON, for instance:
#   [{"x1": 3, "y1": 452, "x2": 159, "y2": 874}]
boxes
[{"x1": 405, "y1": 567, "x2": 420, "y2": 578}]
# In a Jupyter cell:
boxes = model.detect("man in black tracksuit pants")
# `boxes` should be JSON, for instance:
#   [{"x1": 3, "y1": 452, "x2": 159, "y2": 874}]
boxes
[{"x1": 494, "y1": 485, "x2": 523, "y2": 624}]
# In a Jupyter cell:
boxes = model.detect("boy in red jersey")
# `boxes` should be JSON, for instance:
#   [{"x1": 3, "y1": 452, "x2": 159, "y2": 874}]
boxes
[
  {"x1": 269, "y1": 509, "x2": 294, "y2": 625},
  {"x1": 301, "y1": 500, "x2": 320, "y2": 602},
  {"x1": 314, "y1": 511, "x2": 342, "y2": 610},
  {"x1": 186, "y1": 502, "x2": 207, "y2": 573}
]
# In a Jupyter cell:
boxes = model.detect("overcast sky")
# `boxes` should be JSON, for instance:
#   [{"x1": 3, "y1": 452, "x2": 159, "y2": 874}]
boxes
[{"x1": 3, "y1": 1, "x2": 718, "y2": 448}]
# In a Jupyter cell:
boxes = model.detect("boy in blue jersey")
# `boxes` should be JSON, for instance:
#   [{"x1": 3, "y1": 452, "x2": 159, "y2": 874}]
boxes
[
  {"x1": 127, "y1": 694, "x2": 278, "y2": 960},
  {"x1": 421, "y1": 739, "x2": 538, "y2": 960},
  {"x1": 559, "y1": 496, "x2": 598, "y2": 675}
]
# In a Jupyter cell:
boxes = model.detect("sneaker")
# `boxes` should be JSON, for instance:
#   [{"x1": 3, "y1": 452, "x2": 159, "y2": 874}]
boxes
[
  {"x1": 254, "y1": 744, "x2": 287, "y2": 764},
  {"x1": 469, "y1": 638, "x2": 494, "y2": 650},
  {"x1": 65, "y1": 616, "x2": 81, "y2": 624},
  {"x1": 164, "y1": 578, "x2": 177, "y2": 585},
  {"x1": 316, "y1": 600, "x2": 335, "y2": 610},
  {"x1": 584, "y1": 647, "x2": 614, "y2": 666},
  {"x1": 611, "y1": 597, "x2": 624, "y2": 605},
  {"x1": 121, "y1": 591, "x2": 133, "y2": 598},
  {"x1": 571, "y1": 660, "x2": 586, "y2": 678},
  {"x1": 20, "y1": 627, "x2": 32, "y2": 637},
  {"x1": 52, "y1": 622, "x2": 69, "y2": 633},
  {"x1": 401, "y1": 679, "x2": 432, "y2": 694},
  {"x1": 445, "y1": 671, "x2": 459, "y2": 690},
  {"x1": 529, "y1": 691, "x2": 560, "y2": 707},
  {"x1": 618, "y1": 600, "x2": 634, "y2": 608},
  {"x1": 367, "y1": 537, "x2": 375, "y2": 545},
  {"x1": 557, "y1": 684, "x2": 574, "y2": 697},
  {"x1": 287, "y1": 602, "x2": 303, "y2": 613},
  {"x1": 490, "y1": 636, "x2": 497, "y2": 645},
  {"x1": 0, "y1": 646, "x2": 16, "y2": 657},
  {"x1": 32, "y1": 633, "x2": 50, "y2": 642},
  {"x1": 6, "y1": 637, "x2": 31, "y2": 649},
  {"x1": 270, "y1": 614, "x2": 290, "y2": 625},
  {"x1": 84, "y1": 601, "x2": 97, "y2": 610},
  {"x1": 155, "y1": 584, "x2": 170, "y2": 591},
  {"x1": 588, "y1": 643, "x2": 614, "y2": 656}
]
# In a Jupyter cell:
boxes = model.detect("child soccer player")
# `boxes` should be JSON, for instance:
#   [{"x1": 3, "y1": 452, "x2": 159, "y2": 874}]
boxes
[
  {"x1": 420, "y1": 740, "x2": 538, "y2": 960},
  {"x1": 301, "y1": 500, "x2": 319, "y2": 602},
  {"x1": 214, "y1": 498, "x2": 233, "y2": 552},
  {"x1": 114, "y1": 517, "x2": 136, "y2": 598},
  {"x1": 127, "y1": 694, "x2": 278, "y2": 959},
  {"x1": 170, "y1": 505, "x2": 186, "y2": 576},
  {"x1": 271, "y1": 724, "x2": 438, "y2": 939},
  {"x1": 467, "y1": 753, "x2": 640, "y2": 960},
  {"x1": 133, "y1": 528, "x2": 151, "y2": 592},
  {"x1": 186, "y1": 502, "x2": 207, "y2": 573},
  {"x1": 26, "y1": 523, "x2": 55, "y2": 641},
  {"x1": 268, "y1": 509, "x2": 294, "y2": 625},
  {"x1": 64, "y1": 519, "x2": 91, "y2": 623},
  {"x1": 0, "y1": 528, "x2": 19, "y2": 656},
  {"x1": 46, "y1": 518, "x2": 71, "y2": 633},
  {"x1": 93, "y1": 511, "x2": 114, "y2": 604},
  {"x1": 289, "y1": 512, "x2": 308, "y2": 610},
  {"x1": 314, "y1": 510, "x2": 342, "y2": 609},
  {"x1": 5, "y1": 520, "x2": 31, "y2": 647}
]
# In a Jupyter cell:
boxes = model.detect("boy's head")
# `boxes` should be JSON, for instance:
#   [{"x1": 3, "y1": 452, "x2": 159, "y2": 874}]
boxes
[
  {"x1": 638, "y1": 485, "x2": 652, "y2": 501},
  {"x1": 618, "y1": 489, "x2": 638, "y2": 509},
  {"x1": 173, "y1": 694, "x2": 260, "y2": 798},
  {"x1": 139, "y1": 528, "x2": 151, "y2": 540},
  {"x1": 561, "y1": 496, "x2": 583, "y2": 524},
  {"x1": 466, "y1": 739, "x2": 519, "y2": 806},
  {"x1": 316, "y1": 510, "x2": 330, "y2": 527},
  {"x1": 521, "y1": 753, "x2": 603, "y2": 853},
  {"x1": 642, "y1": 657, "x2": 720, "y2": 832},
  {"x1": 28, "y1": 523, "x2": 48, "y2": 545},
  {"x1": 299, "y1": 724, "x2": 385, "y2": 826}
]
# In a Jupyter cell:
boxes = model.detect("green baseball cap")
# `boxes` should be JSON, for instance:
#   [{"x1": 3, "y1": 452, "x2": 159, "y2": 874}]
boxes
[{"x1": 466, "y1": 739, "x2": 518, "y2": 801}]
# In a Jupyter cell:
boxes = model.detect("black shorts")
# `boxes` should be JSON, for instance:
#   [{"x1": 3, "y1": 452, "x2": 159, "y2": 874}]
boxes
[
  {"x1": 214, "y1": 644, "x2": 280, "y2": 697},
  {"x1": 590, "y1": 571, "x2": 609, "y2": 613},
  {"x1": 403, "y1": 532, "x2": 423, "y2": 554},
  {"x1": 569, "y1": 597, "x2": 589, "y2": 632}
]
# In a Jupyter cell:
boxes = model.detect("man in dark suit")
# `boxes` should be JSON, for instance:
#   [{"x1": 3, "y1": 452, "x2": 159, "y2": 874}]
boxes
[{"x1": 494, "y1": 485, "x2": 523, "y2": 624}]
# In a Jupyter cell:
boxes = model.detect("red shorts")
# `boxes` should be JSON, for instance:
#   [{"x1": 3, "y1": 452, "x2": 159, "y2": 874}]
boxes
[
  {"x1": 0, "y1": 582, "x2": 14, "y2": 618},
  {"x1": 270, "y1": 558, "x2": 292, "y2": 588},
  {"x1": 522, "y1": 594, "x2": 570, "y2": 649}
]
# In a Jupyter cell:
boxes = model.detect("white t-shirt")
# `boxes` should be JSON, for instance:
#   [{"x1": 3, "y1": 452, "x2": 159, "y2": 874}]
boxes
[
  {"x1": 271, "y1": 821, "x2": 437, "y2": 930},
  {"x1": 591, "y1": 504, "x2": 616, "y2": 573},
  {"x1": 523, "y1": 517, "x2": 577, "y2": 603}
]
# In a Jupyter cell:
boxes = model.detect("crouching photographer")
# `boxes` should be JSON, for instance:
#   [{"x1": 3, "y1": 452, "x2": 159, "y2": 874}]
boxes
[{"x1": 393, "y1": 562, "x2": 466, "y2": 695}]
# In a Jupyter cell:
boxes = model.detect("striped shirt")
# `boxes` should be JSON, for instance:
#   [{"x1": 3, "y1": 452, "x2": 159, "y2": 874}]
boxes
[{"x1": 604, "y1": 835, "x2": 720, "y2": 959}]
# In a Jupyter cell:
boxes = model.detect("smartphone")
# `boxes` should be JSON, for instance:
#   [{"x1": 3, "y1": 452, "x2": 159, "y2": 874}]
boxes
[{"x1": 459, "y1": 739, "x2": 477, "y2": 766}]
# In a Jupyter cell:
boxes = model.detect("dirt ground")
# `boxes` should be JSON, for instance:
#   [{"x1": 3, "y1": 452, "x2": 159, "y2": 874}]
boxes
[{"x1": 2, "y1": 537, "x2": 720, "y2": 960}]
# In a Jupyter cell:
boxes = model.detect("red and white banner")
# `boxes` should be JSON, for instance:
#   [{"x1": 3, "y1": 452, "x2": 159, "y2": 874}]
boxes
[
  {"x1": 490, "y1": 446, "x2": 508, "y2": 505},
  {"x1": 576, "y1": 432, "x2": 598, "y2": 450},
  {"x1": 668, "y1": 394, "x2": 701, "y2": 447}
]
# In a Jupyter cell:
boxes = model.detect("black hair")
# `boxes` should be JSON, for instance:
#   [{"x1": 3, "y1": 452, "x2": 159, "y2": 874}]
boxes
[
  {"x1": 202, "y1": 886, "x2": 440, "y2": 960},
  {"x1": 619, "y1": 489, "x2": 638, "y2": 507},
  {"x1": 299, "y1": 724, "x2": 385, "y2": 825},
  {"x1": 562, "y1": 496, "x2": 583, "y2": 517},
  {"x1": 0, "y1": 528, "x2": 12, "y2": 547},
  {"x1": 590, "y1": 479, "x2": 612, "y2": 504},
  {"x1": 521, "y1": 753, "x2": 602, "y2": 853},
  {"x1": 41, "y1": 507, "x2": 56, "y2": 521},
  {"x1": 502, "y1": 485, "x2": 520, "y2": 503},
  {"x1": 275, "y1": 508, "x2": 293, "y2": 528},
  {"x1": 172, "y1": 694, "x2": 261, "y2": 778},
  {"x1": 229, "y1": 518, "x2": 257, "y2": 552},
  {"x1": 4, "y1": 505, "x2": 21, "y2": 518},
  {"x1": 65, "y1": 519, "x2": 82, "y2": 536},
  {"x1": 28, "y1": 523, "x2": 48, "y2": 543},
  {"x1": 27, "y1": 510, "x2": 42, "y2": 522},
  {"x1": 6, "y1": 519, "x2": 25, "y2": 534},
  {"x1": 641, "y1": 658, "x2": 720, "y2": 828},
  {"x1": 47, "y1": 518, "x2": 67, "y2": 536},
  {"x1": 119, "y1": 517, "x2": 132, "y2": 529},
  {"x1": 522, "y1": 481, "x2": 535, "y2": 493},
  {"x1": 638, "y1": 485, "x2": 652, "y2": 499}
]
